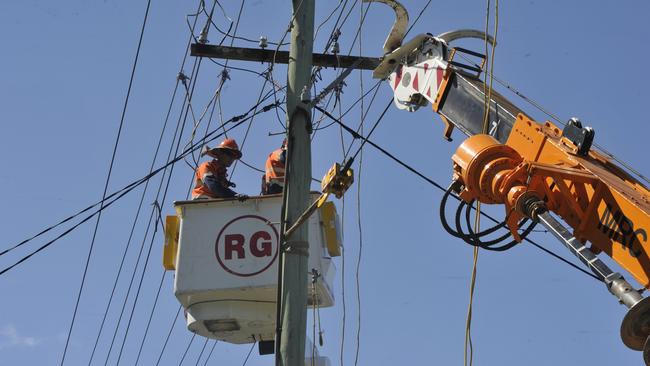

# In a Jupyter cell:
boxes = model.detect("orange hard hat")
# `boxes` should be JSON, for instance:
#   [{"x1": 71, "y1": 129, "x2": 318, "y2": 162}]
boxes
[{"x1": 208, "y1": 138, "x2": 242, "y2": 159}]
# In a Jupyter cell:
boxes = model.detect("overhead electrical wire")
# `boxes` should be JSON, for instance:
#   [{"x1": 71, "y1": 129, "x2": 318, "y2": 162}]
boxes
[
  {"x1": 192, "y1": 338, "x2": 210, "y2": 366},
  {"x1": 87, "y1": 2, "x2": 208, "y2": 364},
  {"x1": 155, "y1": 305, "x2": 182, "y2": 366},
  {"x1": 40, "y1": 0, "x2": 626, "y2": 364},
  {"x1": 101, "y1": 49, "x2": 206, "y2": 366},
  {"x1": 0, "y1": 97, "x2": 281, "y2": 278},
  {"x1": 115, "y1": 41, "x2": 211, "y2": 365},
  {"x1": 143, "y1": 55, "x2": 240, "y2": 365},
  {"x1": 134, "y1": 1, "x2": 284, "y2": 360},
  {"x1": 133, "y1": 269, "x2": 168, "y2": 365},
  {"x1": 178, "y1": 334, "x2": 197, "y2": 365},
  {"x1": 200, "y1": 340, "x2": 218, "y2": 366},
  {"x1": 314, "y1": 105, "x2": 602, "y2": 282},
  {"x1": 241, "y1": 342, "x2": 256, "y2": 366},
  {"x1": 60, "y1": 2, "x2": 153, "y2": 364}
]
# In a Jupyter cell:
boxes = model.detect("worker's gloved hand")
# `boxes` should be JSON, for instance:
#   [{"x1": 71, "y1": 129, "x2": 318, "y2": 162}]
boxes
[
  {"x1": 226, "y1": 181, "x2": 237, "y2": 188},
  {"x1": 235, "y1": 194, "x2": 249, "y2": 202}
]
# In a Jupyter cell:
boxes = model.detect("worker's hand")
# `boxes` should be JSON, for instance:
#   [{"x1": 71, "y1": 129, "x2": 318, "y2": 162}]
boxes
[
  {"x1": 226, "y1": 181, "x2": 237, "y2": 188},
  {"x1": 235, "y1": 194, "x2": 249, "y2": 202}
]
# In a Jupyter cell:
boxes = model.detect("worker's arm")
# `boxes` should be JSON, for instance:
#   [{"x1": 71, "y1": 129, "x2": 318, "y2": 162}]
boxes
[{"x1": 203, "y1": 174, "x2": 237, "y2": 198}]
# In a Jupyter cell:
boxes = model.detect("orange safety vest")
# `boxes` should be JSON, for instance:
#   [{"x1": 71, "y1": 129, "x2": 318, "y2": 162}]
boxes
[
  {"x1": 265, "y1": 148, "x2": 285, "y2": 186},
  {"x1": 192, "y1": 160, "x2": 229, "y2": 199}
]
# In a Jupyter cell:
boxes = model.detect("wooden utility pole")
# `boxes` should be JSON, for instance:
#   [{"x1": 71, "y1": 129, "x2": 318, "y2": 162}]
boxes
[{"x1": 277, "y1": 0, "x2": 314, "y2": 365}]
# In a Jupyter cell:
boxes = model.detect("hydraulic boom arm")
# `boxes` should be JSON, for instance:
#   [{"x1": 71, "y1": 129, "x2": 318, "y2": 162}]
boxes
[{"x1": 365, "y1": 0, "x2": 650, "y2": 363}]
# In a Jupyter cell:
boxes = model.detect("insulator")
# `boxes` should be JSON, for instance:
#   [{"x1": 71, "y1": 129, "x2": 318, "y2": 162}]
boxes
[{"x1": 259, "y1": 36, "x2": 268, "y2": 49}]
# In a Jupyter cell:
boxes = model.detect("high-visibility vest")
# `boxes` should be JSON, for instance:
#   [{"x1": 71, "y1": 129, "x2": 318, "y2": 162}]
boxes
[
  {"x1": 265, "y1": 148, "x2": 285, "y2": 186},
  {"x1": 192, "y1": 160, "x2": 229, "y2": 199}
]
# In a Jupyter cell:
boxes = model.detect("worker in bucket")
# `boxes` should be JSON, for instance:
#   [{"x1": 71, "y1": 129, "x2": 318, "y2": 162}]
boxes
[
  {"x1": 262, "y1": 138, "x2": 287, "y2": 195},
  {"x1": 192, "y1": 138, "x2": 248, "y2": 201}
]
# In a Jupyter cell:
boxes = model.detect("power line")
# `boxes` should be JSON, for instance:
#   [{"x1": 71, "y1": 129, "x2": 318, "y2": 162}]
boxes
[
  {"x1": 241, "y1": 342, "x2": 256, "y2": 366},
  {"x1": 155, "y1": 305, "x2": 182, "y2": 366},
  {"x1": 60, "y1": 2, "x2": 153, "y2": 364},
  {"x1": 178, "y1": 334, "x2": 197, "y2": 365},
  {"x1": 192, "y1": 338, "x2": 210, "y2": 366},
  {"x1": 134, "y1": 270, "x2": 168, "y2": 365},
  {"x1": 114, "y1": 47, "x2": 210, "y2": 365},
  {"x1": 0, "y1": 98, "x2": 280, "y2": 277},
  {"x1": 101, "y1": 41, "x2": 205, "y2": 366},
  {"x1": 88, "y1": 1, "x2": 207, "y2": 362},
  {"x1": 314, "y1": 105, "x2": 602, "y2": 282},
  {"x1": 200, "y1": 340, "x2": 218, "y2": 366}
]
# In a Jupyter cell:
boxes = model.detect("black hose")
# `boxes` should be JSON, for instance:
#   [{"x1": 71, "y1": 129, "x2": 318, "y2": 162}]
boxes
[{"x1": 439, "y1": 180, "x2": 538, "y2": 251}]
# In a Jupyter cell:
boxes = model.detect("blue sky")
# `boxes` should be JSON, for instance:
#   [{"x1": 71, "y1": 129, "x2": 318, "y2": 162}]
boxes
[{"x1": 1, "y1": 1, "x2": 649, "y2": 365}]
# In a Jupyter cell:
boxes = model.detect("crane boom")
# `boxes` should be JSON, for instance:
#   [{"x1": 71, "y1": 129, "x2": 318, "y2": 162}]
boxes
[{"x1": 365, "y1": 0, "x2": 650, "y2": 363}]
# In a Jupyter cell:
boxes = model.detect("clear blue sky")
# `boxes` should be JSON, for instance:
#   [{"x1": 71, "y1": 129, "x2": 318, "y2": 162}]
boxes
[{"x1": 1, "y1": 1, "x2": 649, "y2": 365}]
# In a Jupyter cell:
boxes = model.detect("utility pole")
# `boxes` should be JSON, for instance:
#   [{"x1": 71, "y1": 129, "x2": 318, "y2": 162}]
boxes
[{"x1": 277, "y1": 0, "x2": 314, "y2": 365}]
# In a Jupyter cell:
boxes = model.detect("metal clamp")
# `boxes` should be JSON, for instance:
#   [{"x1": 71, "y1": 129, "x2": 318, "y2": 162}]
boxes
[{"x1": 281, "y1": 240, "x2": 309, "y2": 256}]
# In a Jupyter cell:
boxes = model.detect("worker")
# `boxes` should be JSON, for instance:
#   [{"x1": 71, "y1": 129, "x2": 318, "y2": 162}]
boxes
[
  {"x1": 192, "y1": 138, "x2": 248, "y2": 201},
  {"x1": 262, "y1": 138, "x2": 287, "y2": 195}
]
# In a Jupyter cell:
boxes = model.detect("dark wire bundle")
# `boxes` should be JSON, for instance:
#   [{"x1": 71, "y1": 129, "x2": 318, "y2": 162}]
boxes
[{"x1": 440, "y1": 181, "x2": 537, "y2": 251}]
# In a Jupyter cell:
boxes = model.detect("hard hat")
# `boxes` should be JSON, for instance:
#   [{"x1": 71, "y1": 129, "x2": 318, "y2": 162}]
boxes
[{"x1": 205, "y1": 138, "x2": 242, "y2": 159}]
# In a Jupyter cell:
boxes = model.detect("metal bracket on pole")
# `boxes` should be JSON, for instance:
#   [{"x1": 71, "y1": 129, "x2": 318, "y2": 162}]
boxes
[
  {"x1": 281, "y1": 240, "x2": 310, "y2": 256},
  {"x1": 283, "y1": 163, "x2": 354, "y2": 239}
]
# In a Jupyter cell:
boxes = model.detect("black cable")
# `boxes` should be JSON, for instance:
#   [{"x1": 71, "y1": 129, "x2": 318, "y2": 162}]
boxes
[
  {"x1": 193, "y1": 338, "x2": 210, "y2": 366},
  {"x1": 343, "y1": 86, "x2": 385, "y2": 160},
  {"x1": 241, "y1": 342, "x2": 255, "y2": 366},
  {"x1": 88, "y1": 9, "x2": 198, "y2": 360},
  {"x1": 0, "y1": 97, "x2": 280, "y2": 277},
  {"x1": 141, "y1": 71, "x2": 229, "y2": 365},
  {"x1": 452, "y1": 198, "x2": 536, "y2": 252},
  {"x1": 200, "y1": 340, "x2": 218, "y2": 366},
  {"x1": 0, "y1": 177, "x2": 146, "y2": 277},
  {"x1": 134, "y1": 270, "x2": 168, "y2": 365},
  {"x1": 130, "y1": 36, "x2": 282, "y2": 365},
  {"x1": 115, "y1": 50, "x2": 208, "y2": 365},
  {"x1": 60, "y1": 3, "x2": 153, "y2": 364},
  {"x1": 315, "y1": 106, "x2": 602, "y2": 281},
  {"x1": 462, "y1": 200, "x2": 519, "y2": 247},
  {"x1": 404, "y1": 0, "x2": 433, "y2": 38},
  {"x1": 155, "y1": 305, "x2": 182, "y2": 366},
  {"x1": 178, "y1": 334, "x2": 196, "y2": 365},
  {"x1": 102, "y1": 49, "x2": 204, "y2": 366},
  {"x1": 2, "y1": 97, "x2": 280, "y2": 365},
  {"x1": 0, "y1": 192, "x2": 114, "y2": 257}
]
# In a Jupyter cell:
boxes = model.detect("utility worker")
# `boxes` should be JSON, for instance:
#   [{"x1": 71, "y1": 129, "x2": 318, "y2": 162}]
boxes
[
  {"x1": 192, "y1": 138, "x2": 248, "y2": 200},
  {"x1": 262, "y1": 138, "x2": 287, "y2": 195}
]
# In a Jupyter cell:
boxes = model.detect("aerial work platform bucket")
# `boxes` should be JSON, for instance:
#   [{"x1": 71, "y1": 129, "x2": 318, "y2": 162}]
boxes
[{"x1": 163, "y1": 193, "x2": 341, "y2": 344}]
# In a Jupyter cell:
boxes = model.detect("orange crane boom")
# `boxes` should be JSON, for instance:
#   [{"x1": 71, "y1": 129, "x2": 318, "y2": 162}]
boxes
[{"x1": 364, "y1": 0, "x2": 650, "y2": 363}]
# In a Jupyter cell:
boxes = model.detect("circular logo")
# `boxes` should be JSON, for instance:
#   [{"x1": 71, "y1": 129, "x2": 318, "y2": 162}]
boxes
[{"x1": 215, "y1": 215, "x2": 279, "y2": 277}]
